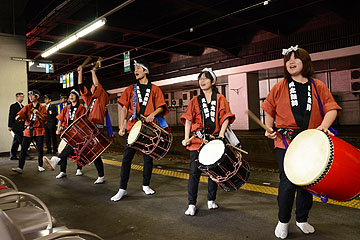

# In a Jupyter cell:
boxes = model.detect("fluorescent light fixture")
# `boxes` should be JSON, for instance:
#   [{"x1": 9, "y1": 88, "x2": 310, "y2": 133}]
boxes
[
  {"x1": 76, "y1": 18, "x2": 106, "y2": 38},
  {"x1": 41, "y1": 17, "x2": 106, "y2": 58},
  {"x1": 41, "y1": 46, "x2": 59, "y2": 58},
  {"x1": 57, "y1": 35, "x2": 79, "y2": 49}
]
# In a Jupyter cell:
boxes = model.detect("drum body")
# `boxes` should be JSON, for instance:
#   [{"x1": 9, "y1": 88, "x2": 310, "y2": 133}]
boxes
[
  {"x1": 60, "y1": 114, "x2": 113, "y2": 166},
  {"x1": 198, "y1": 139, "x2": 250, "y2": 192},
  {"x1": 127, "y1": 120, "x2": 172, "y2": 160},
  {"x1": 284, "y1": 129, "x2": 360, "y2": 201}
]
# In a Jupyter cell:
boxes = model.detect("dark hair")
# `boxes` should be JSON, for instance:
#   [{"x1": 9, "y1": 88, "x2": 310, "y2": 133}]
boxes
[
  {"x1": 284, "y1": 48, "x2": 314, "y2": 79},
  {"x1": 16, "y1": 92, "x2": 24, "y2": 97},
  {"x1": 197, "y1": 71, "x2": 218, "y2": 94},
  {"x1": 197, "y1": 71, "x2": 215, "y2": 82},
  {"x1": 133, "y1": 58, "x2": 150, "y2": 76}
]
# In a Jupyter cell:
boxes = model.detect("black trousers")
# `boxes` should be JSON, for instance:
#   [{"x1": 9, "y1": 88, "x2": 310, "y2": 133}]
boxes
[
  {"x1": 188, "y1": 150, "x2": 218, "y2": 205},
  {"x1": 19, "y1": 136, "x2": 44, "y2": 169},
  {"x1": 120, "y1": 145, "x2": 153, "y2": 189},
  {"x1": 58, "y1": 145, "x2": 82, "y2": 173},
  {"x1": 10, "y1": 131, "x2": 23, "y2": 159},
  {"x1": 276, "y1": 148, "x2": 313, "y2": 223},
  {"x1": 44, "y1": 125, "x2": 57, "y2": 153}
]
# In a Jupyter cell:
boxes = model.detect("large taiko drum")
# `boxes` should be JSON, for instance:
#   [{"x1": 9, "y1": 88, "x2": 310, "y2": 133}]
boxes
[
  {"x1": 60, "y1": 114, "x2": 113, "y2": 166},
  {"x1": 284, "y1": 129, "x2": 360, "y2": 201},
  {"x1": 198, "y1": 139, "x2": 250, "y2": 192},
  {"x1": 127, "y1": 120, "x2": 172, "y2": 160}
]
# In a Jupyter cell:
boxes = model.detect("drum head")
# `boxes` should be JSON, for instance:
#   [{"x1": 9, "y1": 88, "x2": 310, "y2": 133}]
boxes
[
  {"x1": 127, "y1": 120, "x2": 142, "y2": 145},
  {"x1": 198, "y1": 139, "x2": 225, "y2": 166},
  {"x1": 284, "y1": 129, "x2": 331, "y2": 186},
  {"x1": 58, "y1": 139, "x2": 67, "y2": 154}
]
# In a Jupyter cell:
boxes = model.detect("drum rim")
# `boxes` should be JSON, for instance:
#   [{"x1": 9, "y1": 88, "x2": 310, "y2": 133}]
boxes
[
  {"x1": 284, "y1": 130, "x2": 334, "y2": 186},
  {"x1": 127, "y1": 120, "x2": 142, "y2": 145},
  {"x1": 198, "y1": 139, "x2": 226, "y2": 168}
]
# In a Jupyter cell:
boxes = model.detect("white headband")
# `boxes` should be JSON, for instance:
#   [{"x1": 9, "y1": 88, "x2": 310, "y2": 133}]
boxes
[
  {"x1": 70, "y1": 89, "x2": 80, "y2": 96},
  {"x1": 282, "y1": 45, "x2": 298, "y2": 56},
  {"x1": 134, "y1": 60, "x2": 149, "y2": 73},
  {"x1": 201, "y1": 67, "x2": 216, "y2": 81}
]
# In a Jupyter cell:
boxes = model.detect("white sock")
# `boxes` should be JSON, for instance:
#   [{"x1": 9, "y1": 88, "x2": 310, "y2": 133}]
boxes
[
  {"x1": 275, "y1": 221, "x2": 289, "y2": 239},
  {"x1": 185, "y1": 205, "x2": 196, "y2": 216},
  {"x1": 76, "y1": 169, "x2": 83, "y2": 176},
  {"x1": 94, "y1": 176, "x2": 105, "y2": 184},
  {"x1": 296, "y1": 222, "x2": 315, "y2": 234},
  {"x1": 208, "y1": 200, "x2": 219, "y2": 209},
  {"x1": 142, "y1": 186, "x2": 155, "y2": 195},
  {"x1": 56, "y1": 172, "x2": 66, "y2": 179},
  {"x1": 110, "y1": 189, "x2": 127, "y2": 201}
]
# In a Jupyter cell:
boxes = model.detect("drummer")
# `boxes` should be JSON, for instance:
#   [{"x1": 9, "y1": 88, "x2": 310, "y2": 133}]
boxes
[
  {"x1": 12, "y1": 90, "x2": 48, "y2": 174},
  {"x1": 111, "y1": 59, "x2": 169, "y2": 201},
  {"x1": 76, "y1": 63, "x2": 109, "y2": 184},
  {"x1": 261, "y1": 46, "x2": 341, "y2": 239},
  {"x1": 43, "y1": 89, "x2": 86, "y2": 178},
  {"x1": 180, "y1": 68, "x2": 235, "y2": 216}
]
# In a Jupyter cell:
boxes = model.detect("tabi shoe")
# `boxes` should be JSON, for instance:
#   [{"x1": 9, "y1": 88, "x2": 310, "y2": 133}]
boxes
[
  {"x1": 185, "y1": 205, "x2": 196, "y2": 216},
  {"x1": 76, "y1": 169, "x2": 83, "y2": 176},
  {"x1": 207, "y1": 200, "x2": 219, "y2": 209},
  {"x1": 110, "y1": 189, "x2": 127, "y2": 201},
  {"x1": 275, "y1": 221, "x2": 290, "y2": 239},
  {"x1": 142, "y1": 186, "x2": 155, "y2": 195},
  {"x1": 11, "y1": 167, "x2": 23, "y2": 174},
  {"x1": 43, "y1": 156, "x2": 60, "y2": 170},
  {"x1": 296, "y1": 222, "x2": 315, "y2": 234},
  {"x1": 56, "y1": 172, "x2": 66, "y2": 179},
  {"x1": 94, "y1": 176, "x2": 105, "y2": 184},
  {"x1": 38, "y1": 166, "x2": 45, "y2": 172}
]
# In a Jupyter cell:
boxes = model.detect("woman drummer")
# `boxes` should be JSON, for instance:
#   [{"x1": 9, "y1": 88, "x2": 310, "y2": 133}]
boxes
[
  {"x1": 261, "y1": 46, "x2": 341, "y2": 239},
  {"x1": 43, "y1": 89, "x2": 86, "y2": 178},
  {"x1": 180, "y1": 68, "x2": 235, "y2": 216}
]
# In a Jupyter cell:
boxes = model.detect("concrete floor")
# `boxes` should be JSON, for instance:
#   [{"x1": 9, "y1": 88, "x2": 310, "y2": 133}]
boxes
[{"x1": 1, "y1": 151, "x2": 360, "y2": 240}]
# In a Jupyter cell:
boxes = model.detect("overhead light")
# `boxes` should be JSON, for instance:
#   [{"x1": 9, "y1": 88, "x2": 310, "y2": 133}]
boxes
[
  {"x1": 40, "y1": 17, "x2": 107, "y2": 58},
  {"x1": 76, "y1": 18, "x2": 106, "y2": 38},
  {"x1": 57, "y1": 35, "x2": 79, "y2": 49},
  {"x1": 41, "y1": 46, "x2": 59, "y2": 58}
]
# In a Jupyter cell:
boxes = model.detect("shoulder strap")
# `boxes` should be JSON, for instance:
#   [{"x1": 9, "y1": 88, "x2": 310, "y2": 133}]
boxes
[{"x1": 132, "y1": 84, "x2": 137, "y2": 120}]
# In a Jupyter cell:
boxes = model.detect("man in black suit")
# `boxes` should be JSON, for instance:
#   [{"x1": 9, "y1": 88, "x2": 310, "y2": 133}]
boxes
[
  {"x1": 8, "y1": 93, "x2": 25, "y2": 160},
  {"x1": 44, "y1": 94, "x2": 58, "y2": 154}
]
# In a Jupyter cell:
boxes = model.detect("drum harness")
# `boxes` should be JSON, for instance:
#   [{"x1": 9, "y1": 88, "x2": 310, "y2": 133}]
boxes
[
  {"x1": 130, "y1": 83, "x2": 169, "y2": 129},
  {"x1": 278, "y1": 78, "x2": 337, "y2": 149}
]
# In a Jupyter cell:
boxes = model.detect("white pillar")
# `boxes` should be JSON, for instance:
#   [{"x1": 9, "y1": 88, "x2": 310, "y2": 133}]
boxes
[
  {"x1": 228, "y1": 73, "x2": 259, "y2": 130},
  {"x1": 0, "y1": 35, "x2": 28, "y2": 153}
]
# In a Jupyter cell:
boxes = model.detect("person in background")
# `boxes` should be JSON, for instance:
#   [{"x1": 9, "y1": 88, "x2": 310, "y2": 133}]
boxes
[
  {"x1": 12, "y1": 90, "x2": 47, "y2": 173},
  {"x1": 8, "y1": 92, "x2": 25, "y2": 160},
  {"x1": 44, "y1": 94, "x2": 58, "y2": 154}
]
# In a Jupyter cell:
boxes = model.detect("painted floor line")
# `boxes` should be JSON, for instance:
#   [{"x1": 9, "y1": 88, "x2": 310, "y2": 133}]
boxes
[{"x1": 102, "y1": 159, "x2": 360, "y2": 209}]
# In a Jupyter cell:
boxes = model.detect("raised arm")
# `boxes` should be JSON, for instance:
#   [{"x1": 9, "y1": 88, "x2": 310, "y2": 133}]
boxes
[{"x1": 77, "y1": 66, "x2": 83, "y2": 85}]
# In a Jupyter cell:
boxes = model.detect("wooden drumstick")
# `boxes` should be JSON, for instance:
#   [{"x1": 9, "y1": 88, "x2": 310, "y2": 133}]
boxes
[
  {"x1": 185, "y1": 135, "x2": 195, "y2": 144},
  {"x1": 246, "y1": 109, "x2": 281, "y2": 141},
  {"x1": 81, "y1": 56, "x2": 92, "y2": 68},
  {"x1": 232, "y1": 145, "x2": 248, "y2": 155},
  {"x1": 93, "y1": 57, "x2": 103, "y2": 70}
]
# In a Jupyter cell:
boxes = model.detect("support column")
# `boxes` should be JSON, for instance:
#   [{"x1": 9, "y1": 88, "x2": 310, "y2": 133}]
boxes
[{"x1": 228, "y1": 72, "x2": 259, "y2": 130}]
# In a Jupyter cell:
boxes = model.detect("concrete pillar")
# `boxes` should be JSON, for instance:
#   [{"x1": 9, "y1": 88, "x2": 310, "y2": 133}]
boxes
[
  {"x1": 228, "y1": 72, "x2": 259, "y2": 130},
  {"x1": 0, "y1": 35, "x2": 28, "y2": 153}
]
